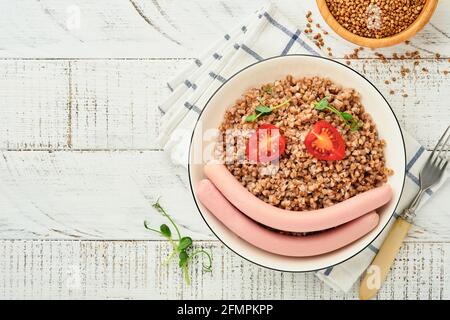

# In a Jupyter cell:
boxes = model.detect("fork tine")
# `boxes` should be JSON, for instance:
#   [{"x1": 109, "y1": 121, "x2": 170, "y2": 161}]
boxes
[
  {"x1": 435, "y1": 127, "x2": 450, "y2": 161},
  {"x1": 442, "y1": 148, "x2": 449, "y2": 164},
  {"x1": 419, "y1": 126, "x2": 449, "y2": 190},
  {"x1": 431, "y1": 125, "x2": 450, "y2": 161},
  {"x1": 441, "y1": 160, "x2": 448, "y2": 173}
]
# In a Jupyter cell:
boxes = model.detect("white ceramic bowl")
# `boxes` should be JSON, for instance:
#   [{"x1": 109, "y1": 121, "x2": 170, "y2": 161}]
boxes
[{"x1": 188, "y1": 55, "x2": 406, "y2": 272}]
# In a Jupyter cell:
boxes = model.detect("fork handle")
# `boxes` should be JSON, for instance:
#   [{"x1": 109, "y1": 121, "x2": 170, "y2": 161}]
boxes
[
  {"x1": 403, "y1": 188, "x2": 427, "y2": 222},
  {"x1": 359, "y1": 218, "x2": 412, "y2": 300}
]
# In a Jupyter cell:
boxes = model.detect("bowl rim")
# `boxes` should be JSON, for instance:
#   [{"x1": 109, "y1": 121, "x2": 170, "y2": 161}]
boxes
[
  {"x1": 316, "y1": 0, "x2": 439, "y2": 48},
  {"x1": 188, "y1": 54, "x2": 406, "y2": 272}
]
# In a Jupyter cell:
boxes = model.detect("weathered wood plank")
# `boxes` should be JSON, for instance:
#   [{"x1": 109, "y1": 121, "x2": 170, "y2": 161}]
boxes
[
  {"x1": 0, "y1": 150, "x2": 448, "y2": 241},
  {"x1": 0, "y1": 60, "x2": 70, "y2": 150},
  {"x1": 69, "y1": 59, "x2": 187, "y2": 149},
  {"x1": 0, "y1": 0, "x2": 448, "y2": 58},
  {"x1": 0, "y1": 0, "x2": 184, "y2": 58},
  {"x1": 0, "y1": 151, "x2": 211, "y2": 240},
  {"x1": 0, "y1": 240, "x2": 447, "y2": 299},
  {"x1": 0, "y1": 59, "x2": 186, "y2": 150},
  {"x1": 0, "y1": 59, "x2": 448, "y2": 151}
]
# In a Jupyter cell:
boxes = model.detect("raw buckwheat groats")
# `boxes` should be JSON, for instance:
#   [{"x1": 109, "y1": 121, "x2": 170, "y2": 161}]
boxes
[{"x1": 325, "y1": 0, "x2": 425, "y2": 39}]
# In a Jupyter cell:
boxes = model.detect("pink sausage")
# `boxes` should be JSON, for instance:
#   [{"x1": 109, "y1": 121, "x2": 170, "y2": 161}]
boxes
[
  {"x1": 204, "y1": 163, "x2": 391, "y2": 232},
  {"x1": 196, "y1": 179, "x2": 379, "y2": 257}
]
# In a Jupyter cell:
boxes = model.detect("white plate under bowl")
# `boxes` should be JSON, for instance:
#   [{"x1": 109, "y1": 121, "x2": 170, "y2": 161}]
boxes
[{"x1": 188, "y1": 54, "x2": 406, "y2": 272}]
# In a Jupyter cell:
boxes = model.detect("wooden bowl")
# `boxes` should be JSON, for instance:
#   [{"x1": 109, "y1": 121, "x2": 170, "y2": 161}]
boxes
[{"x1": 316, "y1": 0, "x2": 439, "y2": 48}]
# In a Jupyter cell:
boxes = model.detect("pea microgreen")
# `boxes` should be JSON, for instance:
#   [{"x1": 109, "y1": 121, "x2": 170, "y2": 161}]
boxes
[
  {"x1": 313, "y1": 97, "x2": 363, "y2": 132},
  {"x1": 178, "y1": 236, "x2": 193, "y2": 251},
  {"x1": 255, "y1": 105, "x2": 272, "y2": 114},
  {"x1": 144, "y1": 198, "x2": 213, "y2": 285},
  {"x1": 160, "y1": 224, "x2": 171, "y2": 238},
  {"x1": 245, "y1": 98, "x2": 292, "y2": 122}
]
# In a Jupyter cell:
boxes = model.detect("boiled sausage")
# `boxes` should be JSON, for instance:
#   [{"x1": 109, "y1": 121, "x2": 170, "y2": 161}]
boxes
[
  {"x1": 204, "y1": 163, "x2": 391, "y2": 232},
  {"x1": 196, "y1": 179, "x2": 380, "y2": 257}
]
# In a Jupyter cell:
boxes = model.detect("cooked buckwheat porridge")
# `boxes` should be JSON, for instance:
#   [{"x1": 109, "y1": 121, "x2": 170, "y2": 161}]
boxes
[{"x1": 217, "y1": 75, "x2": 393, "y2": 211}]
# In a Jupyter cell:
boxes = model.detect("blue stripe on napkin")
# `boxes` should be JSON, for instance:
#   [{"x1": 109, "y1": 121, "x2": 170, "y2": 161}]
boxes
[
  {"x1": 262, "y1": 12, "x2": 319, "y2": 56},
  {"x1": 209, "y1": 72, "x2": 227, "y2": 83},
  {"x1": 406, "y1": 146, "x2": 425, "y2": 171},
  {"x1": 184, "y1": 102, "x2": 201, "y2": 114},
  {"x1": 368, "y1": 244, "x2": 379, "y2": 253},
  {"x1": 281, "y1": 29, "x2": 301, "y2": 55},
  {"x1": 241, "y1": 44, "x2": 263, "y2": 61},
  {"x1": 324, "y1": 267, "x2": 333, "y2": 276}
]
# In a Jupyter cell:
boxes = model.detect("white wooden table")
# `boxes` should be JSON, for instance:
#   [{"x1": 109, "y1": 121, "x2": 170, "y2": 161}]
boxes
[{"x1": 0, "y1": 0, "x2": 449, "y2": 300}]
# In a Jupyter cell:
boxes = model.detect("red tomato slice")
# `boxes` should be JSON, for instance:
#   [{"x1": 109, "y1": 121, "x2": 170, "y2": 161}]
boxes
[
  {"x1": 304, "y1": 120, "x2": 346, "y2": 161},
  {"x1": 246, "y1": 124, "x2": 286, "y2": 163}
]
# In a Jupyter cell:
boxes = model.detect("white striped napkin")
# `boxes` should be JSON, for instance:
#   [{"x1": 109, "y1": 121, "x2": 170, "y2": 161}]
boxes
[{"x1": 157, "y1": 3, "x2": 448, "y2": 292}]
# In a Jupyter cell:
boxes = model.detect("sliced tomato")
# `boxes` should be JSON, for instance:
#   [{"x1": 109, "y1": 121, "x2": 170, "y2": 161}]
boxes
[
  {"x1": 304, "y1": 120, "x2": 346, "y2": 161},
  {"x1": 246, "y1": 124, "x2": 286, "y2": 163}
]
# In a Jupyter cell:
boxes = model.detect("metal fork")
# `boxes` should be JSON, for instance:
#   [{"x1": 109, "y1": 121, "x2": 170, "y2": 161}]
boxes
[
  {"x1": 402, "y1": 125, "x2": 449, "y2": 222},
  {"x1": 360, "y1": 125, "x2": 449, "y2": 300}
]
